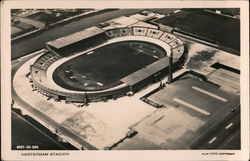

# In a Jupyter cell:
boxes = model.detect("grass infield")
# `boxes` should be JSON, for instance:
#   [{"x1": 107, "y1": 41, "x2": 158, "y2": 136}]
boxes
[{"x1": 53, "y1": 40, "x2": 167, "y2": 91}]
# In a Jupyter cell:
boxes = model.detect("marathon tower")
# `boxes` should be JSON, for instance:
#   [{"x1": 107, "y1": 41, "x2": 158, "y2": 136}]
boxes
[{"x1": 167, "y1": 53, "x2": 173, "y2": 84}]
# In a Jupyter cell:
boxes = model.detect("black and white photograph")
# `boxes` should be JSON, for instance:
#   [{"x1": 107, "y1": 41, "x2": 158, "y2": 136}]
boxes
[{"x1": 1, "y1": 1, "x2": 249, "y2": 161}]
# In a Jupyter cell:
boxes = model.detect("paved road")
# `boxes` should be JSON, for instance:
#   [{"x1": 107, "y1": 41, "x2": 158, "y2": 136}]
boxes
[
  {"x1": 12, "y1": 111, "x2": 69, "y2": 150},
  {"x1": 12, "y1": 9, "x2": 141, "y2": 59},
  {"x1": 190, "y1": 106, "x2": 240, "y2": 149}
]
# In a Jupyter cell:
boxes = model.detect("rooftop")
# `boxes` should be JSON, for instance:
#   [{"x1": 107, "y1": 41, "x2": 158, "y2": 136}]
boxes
[
  {"x1": 47, "y1": 26, "x2": 105, "y2": 49},
  {"x1": 102, "y1": 16, "x2": 139, "y2": 30}
]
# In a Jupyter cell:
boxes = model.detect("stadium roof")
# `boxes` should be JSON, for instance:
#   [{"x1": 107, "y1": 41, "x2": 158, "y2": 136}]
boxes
[
  {"x1": 47, "y1": 26, "x2": 105, "y2": 49},
  {"x1": 129, "y1": 10, "x2": 165, "y2": 21},
  {"x1": 129, "y1": 21, "x2": 158, "y2": 29},
  {"x1": 121, "y1": 57, "x2": 170, "y2": 86},
  {"x1": 103, "y1": 16, "x2": 139, "y2": 30}
]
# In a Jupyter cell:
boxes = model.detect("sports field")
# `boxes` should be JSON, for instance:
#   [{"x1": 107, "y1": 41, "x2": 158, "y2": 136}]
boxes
[
  {"x1": 155, "y1": 9, "x2": 240, "y2": 51},
  {"x1": 53, "y1": 41, "x2": 166, "y2": 91}
]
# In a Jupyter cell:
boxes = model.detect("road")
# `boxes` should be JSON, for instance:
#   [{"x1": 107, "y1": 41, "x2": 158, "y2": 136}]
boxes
[
  {"x1": 12, "y1": 111, "x2": 71, "y2": 150},
  {"x1": 190, "y1": 106, "x2": 240, "y2": 149},
  {"x1": 12, "y1": 9, "x2": 141, "y2": 59}
]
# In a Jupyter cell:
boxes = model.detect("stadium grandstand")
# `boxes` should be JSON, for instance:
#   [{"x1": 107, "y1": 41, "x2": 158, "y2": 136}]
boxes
[{"x1": 30, "y1": 25, "x2": 185, "y2": 104}]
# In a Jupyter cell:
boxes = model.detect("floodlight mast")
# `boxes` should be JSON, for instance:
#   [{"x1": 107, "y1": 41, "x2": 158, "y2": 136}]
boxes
[
  {"x1": 167, "y1": 52, "x2": 173, "y2": 84},
  {"x1": 84, "y1": 91, "x2": 89, "y2": 106}
]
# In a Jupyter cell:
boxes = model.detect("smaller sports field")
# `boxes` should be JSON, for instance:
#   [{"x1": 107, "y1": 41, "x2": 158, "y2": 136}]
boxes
[
  {"x1": 52, "y1": 40, "x2": 166, "y2": 91},
  {"x1": 155, "y1": 9, "x2": 240, "y2": 52}
]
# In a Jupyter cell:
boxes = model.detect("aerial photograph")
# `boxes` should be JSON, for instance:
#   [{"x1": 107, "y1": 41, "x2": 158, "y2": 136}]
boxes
[{"x1": 11, "y1": 8, "x2": 240, "y2": 150}]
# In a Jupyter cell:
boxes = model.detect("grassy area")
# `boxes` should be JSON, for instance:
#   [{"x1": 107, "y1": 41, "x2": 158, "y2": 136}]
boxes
[
  {"x1": 53, "y1": 41, "x2": 166, "y2": 91},
  {"x1": 155, "y1": 9, "x2": 240, "y2": 51}
]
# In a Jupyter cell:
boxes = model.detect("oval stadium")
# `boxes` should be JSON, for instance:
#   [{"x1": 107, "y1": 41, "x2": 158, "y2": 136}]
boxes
[{"x1": 30, "y1": 26, "x2": 185, "y2": 103}]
